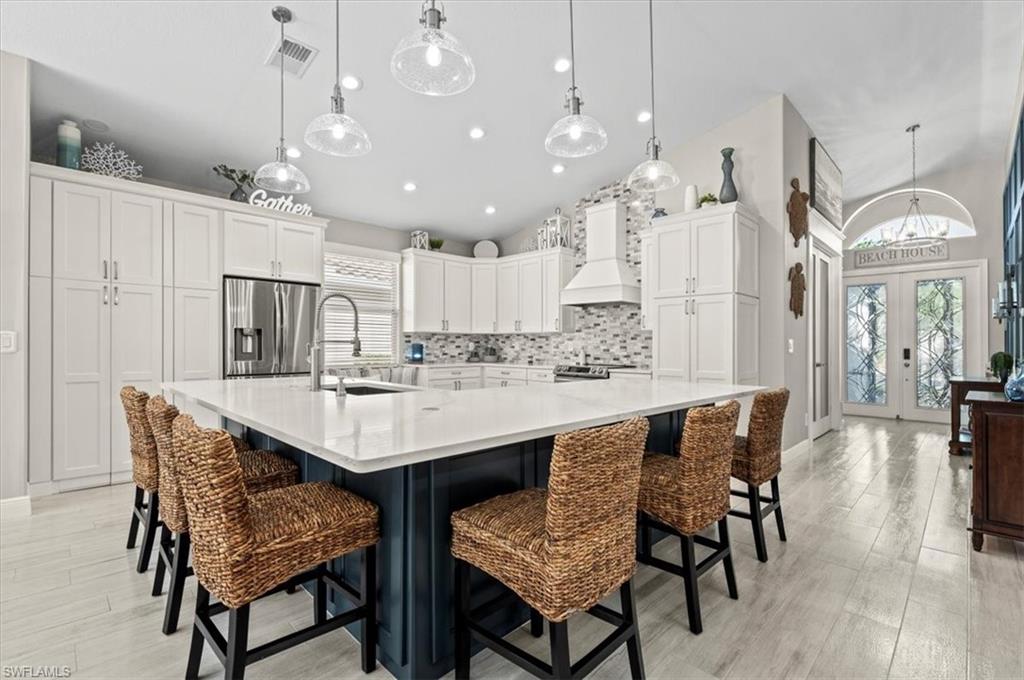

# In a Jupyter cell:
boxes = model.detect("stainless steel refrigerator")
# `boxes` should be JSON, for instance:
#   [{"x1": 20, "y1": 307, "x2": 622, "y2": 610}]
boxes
[{"x1": 224, "y1": 277, "x2": 319, "y2": 378}]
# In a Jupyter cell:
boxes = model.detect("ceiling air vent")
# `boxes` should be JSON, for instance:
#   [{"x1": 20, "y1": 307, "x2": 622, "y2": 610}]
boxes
[{"x1": 265, "y1": 35, "x2": 318, "y2": 78}]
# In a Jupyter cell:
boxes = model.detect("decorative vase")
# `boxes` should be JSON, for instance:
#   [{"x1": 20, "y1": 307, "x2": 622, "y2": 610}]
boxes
[
  {"x1": 1005, "y1": 364, "x2": 1024, "y2": 402},
  {"x1": 719, "y1": 147, "x2": 738, "y2": 204},
  {"x1": 229, "y1": 186, "x2": 248, "y2": 202},
  {"x1": 57, "y1": 120, "x2": 81, "y2": 170},
  {"x1": 683, "y1": 185, "x2": 698, "y2": 212}
]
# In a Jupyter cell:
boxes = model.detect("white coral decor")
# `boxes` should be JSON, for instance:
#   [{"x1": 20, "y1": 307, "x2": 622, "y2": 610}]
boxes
[{"x1": 80, "y1": 142, "x2": 143, "y2": 180}]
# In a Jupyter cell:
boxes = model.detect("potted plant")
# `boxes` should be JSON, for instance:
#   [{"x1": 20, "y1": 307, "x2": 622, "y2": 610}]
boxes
[
  {"x1": 698, "y1": 193, "x2": 719, "y2": 208},
  {"x1": 990, "y1": 351, "x2": 1014, "y2": 382},
  {"x1": 213, "y1": 164, "x2": 255, "y2": 202},
  {"x1": 429, "y1": 237, "x2": 445, "y2": 251}
]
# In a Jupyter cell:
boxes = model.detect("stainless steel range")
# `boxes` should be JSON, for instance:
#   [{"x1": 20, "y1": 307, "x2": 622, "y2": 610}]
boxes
[{"x1": 553, "y1": 363, "x2": 637, "y2": 382}]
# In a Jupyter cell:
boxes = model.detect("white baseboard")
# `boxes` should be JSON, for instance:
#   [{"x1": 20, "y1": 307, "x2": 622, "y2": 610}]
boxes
[
  {"x1": 28, "y1": 474, "x2": 120, "y2": 497},
  {"x1": 28, "y1": 481, "x2": 56, "y2": 498},
  {"x1": 782, "y1": 438, "x2": 811, "y2": 458},
  {"x1": 0, "y1": 495, "x2": 32, "y2": 518}
]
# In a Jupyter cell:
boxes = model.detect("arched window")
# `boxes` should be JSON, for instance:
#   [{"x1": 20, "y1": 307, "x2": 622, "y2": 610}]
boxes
[
  {"x1": 844, "y1": 188, "x2": 975, "y2": 249},
  {"x1": 850, "y1": 215, "x2": 975, "y2": 249}
]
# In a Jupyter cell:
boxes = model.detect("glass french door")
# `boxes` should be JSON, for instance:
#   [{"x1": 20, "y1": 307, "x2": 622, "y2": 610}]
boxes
[{"x1": 844, "y1": 264, "x2": 982, "y2": 423}]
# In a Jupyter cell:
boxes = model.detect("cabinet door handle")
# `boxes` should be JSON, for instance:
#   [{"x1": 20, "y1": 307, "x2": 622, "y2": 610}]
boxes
[
  {"x1": 278, "y1": 261, "x2": 283, "y2": 277},
  {"x1": 493, "y1": 321, "x2": 496, "y2": 332},
  {"x1": 103, "y1": 260, "x2": 108, "y2": 280},
  {"x1": 555, "y1": 317, "x2": 560, "y2": 331},
  {"x1": 641, "y1": 314, "x2": 646, "y2": 327},
  {"x1": 113, "y1": 261, "x2": 119, "y2": 280},
  {"x1": 102, "y1": 285, "x2": 109, "y2": 305},
  {"x1": 271, "y1": 259, "x2": 276, "y2": 276},
  {"x1": 113, "y1": 286, "x2": 119, "y2": 306},
  {"x1": 684, "y1": 277, "x2": 689, "y2": 294}
]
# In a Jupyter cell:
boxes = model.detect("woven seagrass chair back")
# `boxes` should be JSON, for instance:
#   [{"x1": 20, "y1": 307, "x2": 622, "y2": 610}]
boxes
[
  {"x1": 146, "y1": 395, "x2": 189, "y2": 534},
  {"x1": 745, "y1": 388, "x2": 790, "y2": 481},
  {"x1": 172, "y1": 414, "x2": 255, "y2": 593},
  {"x1": 545, "y1": 416, "x2": 650, "y2": 564},
  {"x1": 674, "y1": 401, "x2": 741, "y2": 533},
  {"x1": 120, "y1": 386, "x2": 159, "y2": 491}
]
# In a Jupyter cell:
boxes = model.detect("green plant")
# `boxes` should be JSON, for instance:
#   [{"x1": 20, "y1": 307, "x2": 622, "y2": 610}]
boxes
[
  {"x1": 213, "y1": 164, "x2": 255, "y2": 190},
  {"x1": 428, "y1": 237, "x2": 445, "y2": 251},
  {"x1": 699, "y1": 193, "x2": 719, "y2": 207},
  {"x1": 991, "y1": 351, "x2": 1014, "y2": 379}
]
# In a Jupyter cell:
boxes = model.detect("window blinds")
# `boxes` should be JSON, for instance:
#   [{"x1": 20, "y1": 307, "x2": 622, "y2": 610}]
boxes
[{"x1": 321, "y1": 251, "x2": 399, "y2": 367}]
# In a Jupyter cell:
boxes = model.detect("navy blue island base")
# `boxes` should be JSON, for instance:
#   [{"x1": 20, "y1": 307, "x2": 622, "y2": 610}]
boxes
[{"x1": 229, "y1": 407, "x2": 688, "y2": 680}]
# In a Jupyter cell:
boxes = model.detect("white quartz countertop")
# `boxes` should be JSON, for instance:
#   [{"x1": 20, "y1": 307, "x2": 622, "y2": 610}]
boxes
[
  {"x1": 404, "y1": 362, "x2": 556, "y2": 370},
  {"x1": 163, "y1": 377, "x2": 762, "y2": 474}
]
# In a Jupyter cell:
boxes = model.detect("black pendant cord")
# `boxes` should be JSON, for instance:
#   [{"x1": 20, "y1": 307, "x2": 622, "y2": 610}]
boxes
[
  {"x1": 647, "y1": 0, "x2": 656, "y2": 143},
  {"x1": 279, "y1": 13, "x2": 285, "y2": 152},
  {"x1": 334, "y1": 0, "x2": 340, "y2": 89},
  {"x1": 910, "y1": 125, "x2": 917, "y2": 201},
  {"x1": 568, "y1": 0, "x2": 577, "y2": 93}
]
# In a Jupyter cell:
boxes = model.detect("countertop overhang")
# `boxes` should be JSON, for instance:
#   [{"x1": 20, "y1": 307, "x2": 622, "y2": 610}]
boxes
[{"x1": 162, "y1": 378, "x2": 763, "y2": 473}]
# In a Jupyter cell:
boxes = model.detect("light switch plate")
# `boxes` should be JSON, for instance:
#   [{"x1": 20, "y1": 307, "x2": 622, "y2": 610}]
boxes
[
  {"x1": 787, "y1": 338, "x2": 794, "y2": 354},
  {"x1": 0, "y1": 330, "x2": 17, "y2": 354}
]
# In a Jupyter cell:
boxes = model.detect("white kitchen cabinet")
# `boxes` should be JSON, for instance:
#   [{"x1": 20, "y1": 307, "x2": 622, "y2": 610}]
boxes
[
  {"x1": 52, "y1": 181, "x2": 111, "y2": 282},
  {"x1": 652, "y1": 298, "x2": 691, "y2": 380},
  {"x1": 110, "y1": 283, "x2": 163, "y2": 473},
  {"x1": 174, "y1": 288, "x2": 220, "y2": 381},
  {"x1": 471, "y1": 263, "x2": 497, "y2": 333},
  {"x1": 443, "y1": 260, "x2": 472, "y2": 333},
  {"x1": 276, "y1": 220, "x2": 323, "y2": 283},
  {"x1": 653, "y1": 294, "x2": 758, "y2": 384},
  {"x1": 111, "y1": 192, "x2": 163, "y2": 286},
  {"x1": 541, "y1": 252, "x2": 574, "y2": 333},
  {"x1": 652, "y1": 225, "x2": 690, "y2": 299},
  {"x1": 173, "y1": 203, "x2": 220, "y2": 290},
  {"x1": 52, "y1": 279, "x2": 111, "y2": 480},
  {"x1": 223, "y1": 212, "x2": 277, "y2": 279},
  {"x1": 223, "y1": 213, "x2": 324, "y2": 283},
  {"x1": 518, "y1": 258, "x2": 544, "y2": 333},
  {"x1": 429, "y1": 378, "x2": 481, "y2": 391},
  {"x1": 640, "y1": 233, "x2": 654, "y2": 331},
  {"x1": 496, "y1": 261, "x2": 519, "y2": 333},
  {"x1": 402, "y1": 252, "x2": 444, "y2": 333},
  {"x1": 691, "y1": 294, "x2": 734, "y2": 383}
]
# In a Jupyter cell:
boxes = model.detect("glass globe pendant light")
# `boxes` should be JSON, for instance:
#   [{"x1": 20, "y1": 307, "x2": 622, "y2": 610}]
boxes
[
  {"x1": 888, "y1": 124, "x2": 947, "y2": 249},
  {"x1": 304, "y1": 0, "x2": 370, "y2": 156},
  {"x1": 256, "y1": 6, "x2": 310, "y2": 193},
  {"x1": 545, "y1": 0, "x2": 607, "y2": 158},
  {"x1": 627, "y1": 0, "x2": 679, "y2": 193},
  {"x1": 390, "y1": 0, "x2": 475, "y2": 97}
]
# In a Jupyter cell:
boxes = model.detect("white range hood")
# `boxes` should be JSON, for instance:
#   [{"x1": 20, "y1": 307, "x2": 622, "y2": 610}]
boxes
[{"x1": 560, "y1": 200, "x2": 641, "y2": 306}]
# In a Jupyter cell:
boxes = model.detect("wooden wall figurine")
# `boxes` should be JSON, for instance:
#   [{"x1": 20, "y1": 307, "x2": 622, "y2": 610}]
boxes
[
  {"x1": 788, "y1": 262, "x2": 806, "y2": 318},
  {"x1": 787, "y1": 177, "x2": 809, "y2": 246}
]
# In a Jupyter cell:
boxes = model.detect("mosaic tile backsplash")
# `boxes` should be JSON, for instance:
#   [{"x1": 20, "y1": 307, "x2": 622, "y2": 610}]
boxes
[{"x1": 403, "y1": 180, "x2": 655, "y2": 368}]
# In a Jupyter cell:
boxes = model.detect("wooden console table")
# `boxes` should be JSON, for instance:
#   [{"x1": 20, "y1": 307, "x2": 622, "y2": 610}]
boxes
[
  {"x1": 965, "y1": 391, "x2": 1023, "y2": 551},
  {"x1": 949, "y1": 376, "x2": 1005, "y2": 455}
]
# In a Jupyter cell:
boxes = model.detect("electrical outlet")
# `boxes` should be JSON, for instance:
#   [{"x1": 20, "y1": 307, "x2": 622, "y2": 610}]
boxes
[
  {"x1": 0, "y1": 330, "x2": 16, "y2": 354},
  {"x1": 787, "y1": 338, "x2": 795, "y2": 354}
]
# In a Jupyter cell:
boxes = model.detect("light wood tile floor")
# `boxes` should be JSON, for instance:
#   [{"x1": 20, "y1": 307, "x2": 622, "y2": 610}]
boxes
[{"x1": 1, "y1": 417, "x2": 1022, "y2": 679}]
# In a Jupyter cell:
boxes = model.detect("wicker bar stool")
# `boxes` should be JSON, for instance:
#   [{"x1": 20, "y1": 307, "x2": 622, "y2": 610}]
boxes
[
  {"x1": 727, "y1": 387, "x2": 790, "y2": 563},
  {"x1": 145, "y1": 395, "x2": 300, "y2": 635},
  {"x1": 120, "y1": 386, "x2": 162, "y2": 574},
  {"x1": 637, "y1": 401, "x2": 741, "y2": 635},
  {"x1": 451, "y1": 417, "x2": 650, "y2": 680},
  {"x1": 173, "y1": 414, "x2": 379, "y2": 680}
]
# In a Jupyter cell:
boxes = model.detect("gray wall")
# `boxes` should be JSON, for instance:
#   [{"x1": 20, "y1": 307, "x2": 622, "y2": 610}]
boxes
[
  {"x1": 0, "y1": 51, "x2": 31, "y2": 500},
  {"x1": 325, "y1": 216, "x2": 473, "y2": 256}
]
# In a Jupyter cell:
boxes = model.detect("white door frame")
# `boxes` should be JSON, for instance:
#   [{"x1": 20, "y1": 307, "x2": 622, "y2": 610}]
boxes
[
  {"x1": 807, "y1": 237, "x2": 843, "y2": 439},
  {"x1": 842, "y1": 258, "x2": 987, "y2": 422}
]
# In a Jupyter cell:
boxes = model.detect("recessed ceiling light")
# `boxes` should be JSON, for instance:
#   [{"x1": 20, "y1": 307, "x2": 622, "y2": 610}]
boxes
[
  {"x1": 554, "y1": 58, "x2": 571, "y2": 73},
  {"x1": 485, "y1": 205, "x2": 496, "y2": 215},
  {"x1": 637, "y1": 110, "x2": 652, "y2": 123},
  {"x1": 469, "y1": 126, "x2": 486, "y2": 140},
  {"x1": 403, "y1": 181, "x2": 417, "y2": 192},
  {"x1": 286, "y1": 146, "x2": 302, "y2": 159},
  {"x1": 552, "y1": 163, "x2": 565, "y2": 174},
  {"x1": 340, "y1": 75, "x2": 363, "y2": 91}
]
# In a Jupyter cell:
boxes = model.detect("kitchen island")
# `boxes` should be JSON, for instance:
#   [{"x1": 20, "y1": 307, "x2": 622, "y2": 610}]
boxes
[{"x1": 163, "y1": 377, "x2": 763, "y2": 679}]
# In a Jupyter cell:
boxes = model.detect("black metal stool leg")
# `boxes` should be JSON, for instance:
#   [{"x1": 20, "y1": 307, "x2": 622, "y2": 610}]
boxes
[
  {"x1": 549, "y1": 619, "x2": 572, "y2": 679},
  {"x1": 454, "y1": 558, "x2": 471, "y2": 680},
  {"x1": 136, "y1": 491, "x2": 160, "y2": 573},
  {"x1": 681, "y1": 535, "x2": 702, "y2": 634},
  {"x1": 151, "y1": 524, "x2": 172, "y2": 596},
  {"x1": 163, "y1": 532, "x2": 190, "y2": 635},
  {"x1": 621, "y1": 579, "x2": 646, "y2": 680},
  {"x1": 529, "y1": 608, "x2": 544, "y2": 637},
  {"x1": 127, "y1": 486, "x2": 144, "y2": 549},
  {"x1": 224, "y1": 604, "x2": 250, "y2": 680},
  {"x1": 361, "y1": 545, "x2": 377, "y2": 673},
  {"x1": 748, "y1": 483, "x2": 768, "y2": 562},
  {"x1": 315, "y1": 572, "x2": 327, "y2": 625},
  {"x1": 771, "y1": 477, "x2": 787, "y2": 541},
  {"x1": 185, "y1": 584, "x2": 209, "y2": 680},
  {"x1": 719, "y1": 518, "x2": 738, "y2": 599}
]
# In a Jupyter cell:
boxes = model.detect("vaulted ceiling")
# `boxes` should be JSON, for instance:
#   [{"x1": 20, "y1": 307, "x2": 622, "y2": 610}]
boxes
[{"x1": 1, "y1": 1, "x2": 1021, "y2": 240}]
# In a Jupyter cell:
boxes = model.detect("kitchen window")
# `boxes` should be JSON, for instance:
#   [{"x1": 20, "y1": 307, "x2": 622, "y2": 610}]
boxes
[{"x1": 322, "y1": 244, "x2": 400, "y2": 368}]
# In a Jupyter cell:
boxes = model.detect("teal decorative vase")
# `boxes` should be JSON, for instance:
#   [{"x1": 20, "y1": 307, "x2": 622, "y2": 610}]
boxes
[
  {"x1": 719, "y1": 147, "x2": 738, "y2": 203},
  {"x1": 57, "y1": 120, "x2": 81, "y2": 170},
  {"x1": 1005, "y1": 364, "x2": 1024, "y2": 402}
]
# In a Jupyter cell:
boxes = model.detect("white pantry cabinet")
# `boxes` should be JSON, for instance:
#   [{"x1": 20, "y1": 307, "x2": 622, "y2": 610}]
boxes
[
  {"x1": 471, "y1": 263, "x2": 497, "y2": 333},
  {"x1": 640, "y1": 232, "x2": 654, "y2": 331},
  {"x1": 173, "y1": 288, "x2": 220, "y2": 381},
  {"x1": 111, "y1": 192, "x2": 163, "y2": 286},
  {"x1": 172, "y1": 203, "x2": 220, "y2": 290},
  {"x1": 223, "y1": 213, "x2": 323, "y2": 283},
  {"x1": 652, "y1": 294, "x2": 759, "y2": 384}
]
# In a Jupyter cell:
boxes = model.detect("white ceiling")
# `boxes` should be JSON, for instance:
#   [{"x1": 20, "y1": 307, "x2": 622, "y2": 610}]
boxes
[{"x1": 1, "y1": 1, "x2": 1021, "y2": 241}]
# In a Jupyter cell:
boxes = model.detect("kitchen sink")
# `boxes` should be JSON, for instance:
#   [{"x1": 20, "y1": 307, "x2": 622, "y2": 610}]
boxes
[{"x1": 341, "y1": 385, "x2": 405, "y2": 395}]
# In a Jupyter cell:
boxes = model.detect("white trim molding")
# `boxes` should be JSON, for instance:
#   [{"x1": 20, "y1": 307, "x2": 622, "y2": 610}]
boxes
[{"x1": 0, "y1": 495, "x2": 32, "y2": 518}]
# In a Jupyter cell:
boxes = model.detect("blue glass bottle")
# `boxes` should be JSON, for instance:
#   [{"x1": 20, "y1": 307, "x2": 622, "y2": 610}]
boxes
[{"x1": 1005, "y1": 363, "x2": 1024, "y2": 402}]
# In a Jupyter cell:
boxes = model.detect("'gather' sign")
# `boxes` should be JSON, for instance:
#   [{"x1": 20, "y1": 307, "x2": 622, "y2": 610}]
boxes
[{"x1": 248, "y1": 189, "x2": 314, "y2": 217}]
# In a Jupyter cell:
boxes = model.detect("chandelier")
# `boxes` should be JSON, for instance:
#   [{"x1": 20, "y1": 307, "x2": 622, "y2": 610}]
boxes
[{"x1": 887, "y1": 124, "x2": 947, "y2": 249}]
